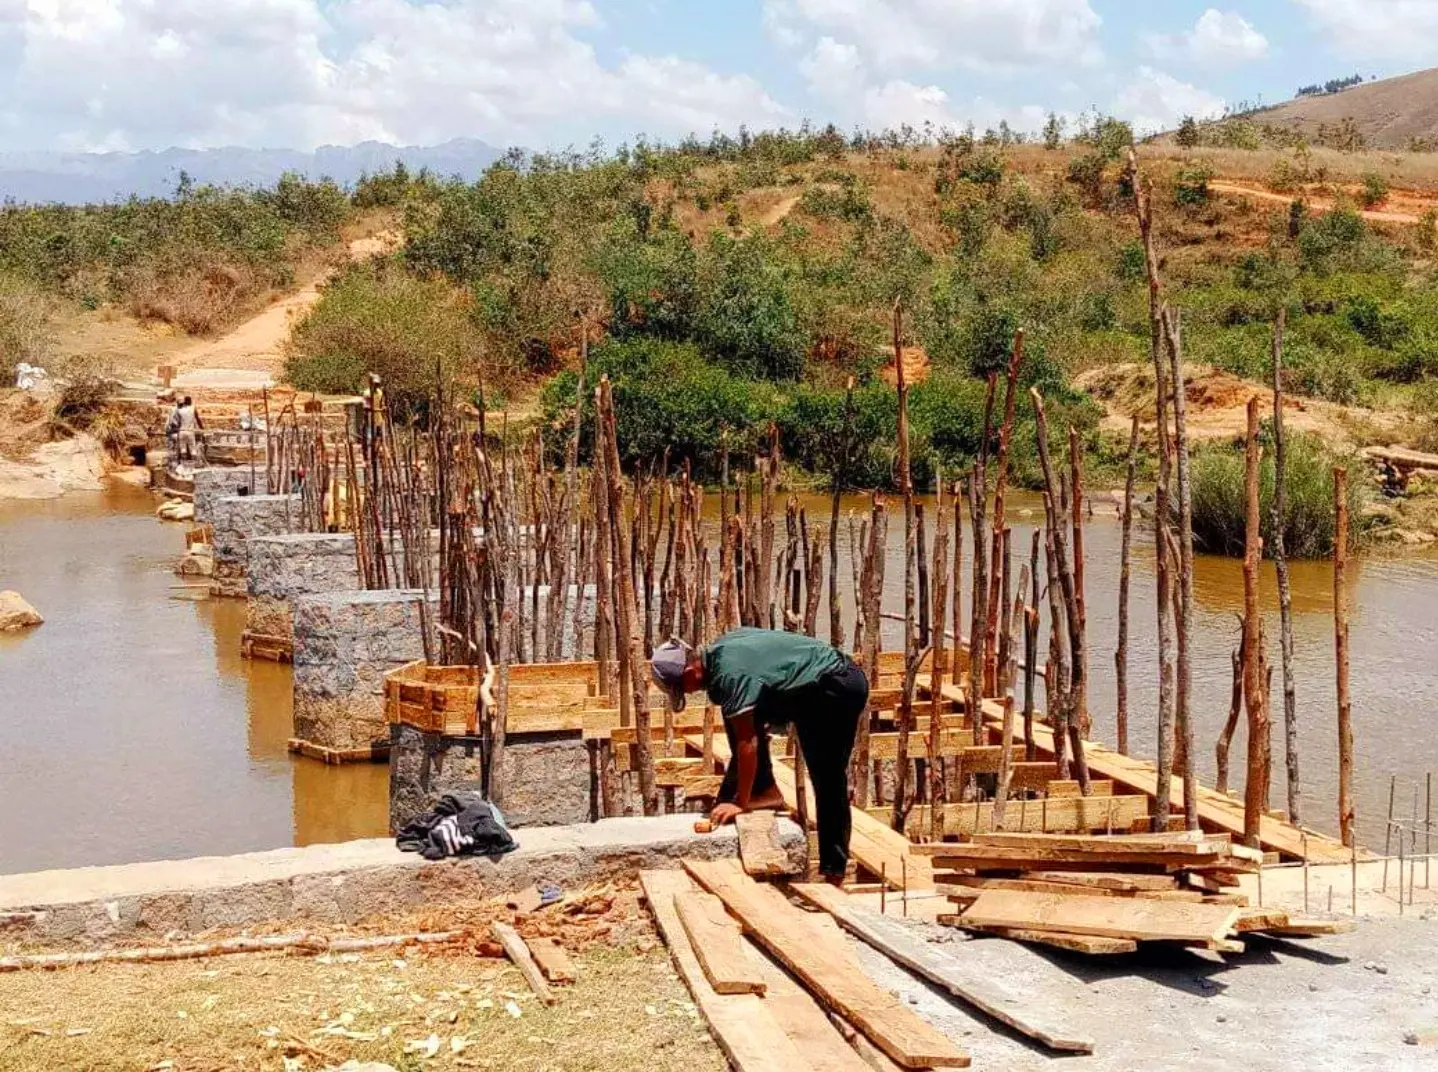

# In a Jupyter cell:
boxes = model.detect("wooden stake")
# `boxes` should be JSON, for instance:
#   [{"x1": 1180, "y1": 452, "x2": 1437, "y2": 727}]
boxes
[
  {"x1": 1335, "y1": 466, "x2": 1354, "y2": 847},
  {"x1": 1242, "y1": 395, "x2": 1270, "y2": 847},
  {"x1": 1269, "y1": 309, "x2": 1302, "y2": 826},
  {"x1": 1163, "y1": 307, "x2": 1199, "y2": 831},
  {"x1": 1115, "y1": 414, "x2": 1140, "y2": 756}
]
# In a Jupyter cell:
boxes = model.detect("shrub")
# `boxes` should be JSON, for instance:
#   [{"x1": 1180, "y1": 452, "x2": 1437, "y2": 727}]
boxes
[
  {"x1": 1299, "y1": 208, "x2": 1366, "y2": 272},
  {"x1": 1174, "y1": 163, "x2": 1213, "y2": 208},
  {"x1": 0, "y1": 274, "x2": 56, "y2": 376},
  {"x1": 1359, "y1": 172, "x2": 1390, "y2": 209},
  {"x1": 284, "y1": 263, "x2": 484, "y2": 414},
  {"x1": 1188, "y1": 433, "x2": 1366, "y2": 558},
  {"x1": 1176, "y1": 116, "x2": 1200, "y2": 149}
]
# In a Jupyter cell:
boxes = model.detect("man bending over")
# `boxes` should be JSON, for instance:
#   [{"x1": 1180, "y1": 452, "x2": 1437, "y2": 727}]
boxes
[{"x1": 650, "y1": 627, "x2": 869, "y2": 885}]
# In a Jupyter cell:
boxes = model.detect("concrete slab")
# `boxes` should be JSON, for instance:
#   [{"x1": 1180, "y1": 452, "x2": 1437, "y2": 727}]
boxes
[{"x1": 0, "y1": 816, "x2": 804, "y2": 944}]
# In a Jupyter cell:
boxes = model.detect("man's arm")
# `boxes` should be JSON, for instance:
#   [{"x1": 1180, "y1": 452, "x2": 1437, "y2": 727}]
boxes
[{"x1": 711, "y1": 709, "x2": 758, "y2": 826}]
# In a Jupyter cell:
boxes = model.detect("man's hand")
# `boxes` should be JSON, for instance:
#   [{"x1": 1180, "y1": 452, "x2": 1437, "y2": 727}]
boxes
[{"x1": 710, "y1": 802, "x2": 744, "y2": 827}]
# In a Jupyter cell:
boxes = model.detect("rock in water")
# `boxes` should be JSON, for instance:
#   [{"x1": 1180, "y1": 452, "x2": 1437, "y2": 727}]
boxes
[{"x1": 0, "y1": 591, "x2": 43, "y2": 631}]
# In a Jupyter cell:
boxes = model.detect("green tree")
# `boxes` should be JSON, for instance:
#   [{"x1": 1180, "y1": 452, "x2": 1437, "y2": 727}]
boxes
[{"x1": 1176, "y1": 115, "x2": 1201, "y2": 149}]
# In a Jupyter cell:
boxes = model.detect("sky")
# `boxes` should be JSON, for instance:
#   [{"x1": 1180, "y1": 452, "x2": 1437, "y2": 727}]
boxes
[{"x1": 0, "y1": 0, "x2": 1434, "y2": 155}]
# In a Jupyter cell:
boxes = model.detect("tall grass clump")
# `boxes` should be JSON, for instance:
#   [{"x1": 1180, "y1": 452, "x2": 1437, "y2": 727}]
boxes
[
  {"x1": 0, "y1": 274, "x2": 56, "y2": 376},
  {"x1": 1189, "y1": 431, "x2": 1367, "y2": 558}
]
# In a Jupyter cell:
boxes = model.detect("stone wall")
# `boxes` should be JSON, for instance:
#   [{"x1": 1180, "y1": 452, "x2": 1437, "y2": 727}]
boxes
[
  {"x1": 0, "y1": 816, "x2": 798, "y2": 944},
  {"x1": 244, "y1": 533, "x2": 358, "y2": 659},
  {"x1": 292, "y1": 590, "x2": 434, "y2": 757},
  {"x1": 389, "y1": 723, "x2": 592, "y2": 833},
  {"x1": 191, "y1": 467, "x2": 257, "y2": 526},
  {"x1": 210, "y1": 494, "x2": 300, "y2": 597}
]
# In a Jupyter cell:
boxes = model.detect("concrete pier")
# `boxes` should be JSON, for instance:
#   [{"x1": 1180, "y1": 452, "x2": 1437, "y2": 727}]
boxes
[
  {"x1": 210, "y1": 493, "x2": 301, "y2": 597},
  {"x1": 244, "y1": 532, "x2": 359, "y2": 660}
]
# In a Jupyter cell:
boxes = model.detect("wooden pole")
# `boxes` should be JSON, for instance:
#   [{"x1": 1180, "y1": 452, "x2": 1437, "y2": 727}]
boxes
[
  {"x1": 892, "y1": 300, "x2": 919, "y2": 832},
  {"x1": 1130, "y1": 148, "x2": 1177, "y2": 832},
  {"x1": 1242, "y1": 395, "x2": 1270, "y2": 847},
  {"x1": 1216, "y1": 638, "x2": 1244, "y2": 796},
  {"x1": 1115, "y1": 414, "x2": 1140, "y2": 756},
  {"x1": 928, "y1": 477, "x2": 950, "y2": 841},
  {"x1": 986, "y1": 331, "x2": 1025, "y2": 665},
  {"x1": 853, "y1": 495, "x2": 886, "y2": 808},
  {"x1": 1335, "y1": 466, "x2": 1354, "y2": 847},
  {"x1": 1270, "y1": 309, "x2": 1302, "y2": 825},
  {"x1": 950, "y1": 482, "x2": 965, "y2": 688},
  {"x1": 829, "y1": 376, "x2": 855, "y2": 648},
  {"x1": 1163, "y1": 306, "x2": 1199, "y2": 830},
  {"x1": 1067, "y1": 426, "x2": 1089, "y2": 739}
]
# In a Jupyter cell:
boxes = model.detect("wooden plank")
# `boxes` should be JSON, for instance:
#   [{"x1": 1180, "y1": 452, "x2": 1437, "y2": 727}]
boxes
[
  {"x1": 1021, "y1": 871, "x2": 1177, "y2": 893},
  {"x1": 943, "y1": 875, "x2": 1124, "y2": 897},
  {"x1": 888, "y1": 795, "x2": 1149, "y2": 838},
  {"x1": 750, "y1": 956, "x2": 875, "y2": 1072},
  {"x1": 1047, "y1": 780, "x2": 1114, "y2": 797},
  {"x1": 965, "y1": 832, "x2": 1257, "y2": 860},
  {"x1": 960, "y1": 890, "x2": 1242, "y2": 944},
  {"x1": 940, "y1": 919, "x2": 1138, "y2": 955},
  {"x1": 684, "y1": 859, "x2": 969, "y2": 1069},
  {"x1": 491, "y1": 921, "x2": 557, "y2": 1006},
  {"x1": 1233, "y1": 908, "x2": 1291, "y2": 932},
  {"x1": 943, "y1": 687, "x2": 1355, "y2": 864},
  {"x1": 640, "y1": 871, "x2": 818, "y2": 1072},
  {"x1": 1258, "y1": 918, "x2": 1357, "y2": 938},
  {"x1": 792, "y1": 883, "x2": 1093, "y2": 1054},
  {"x1": 864, "y1": 730, "x2": 974, "y2": 762},
  {"x1": 923, "y1": 846, "x2": 1256, "y2": 875},
  {"x1": 526, "y1": 937, "x2": 575, "y2": 983},
  {"x1": 685, "y1": 733, "x2": 934, "y2": 891},
  {"x1": 674, "y1": 891, "x2": 768, "y2": 995},
  {"x1": 735, "y1": 811, "x2": 794, "y2": 877}
]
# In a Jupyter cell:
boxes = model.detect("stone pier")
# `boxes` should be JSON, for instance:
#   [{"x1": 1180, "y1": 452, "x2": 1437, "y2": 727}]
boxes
[
  {"x1": 210, "y1": 493, "x2": 301, "y2": 598},
  {"x1": 291, "y1": 589, "x2": 435, "y2": 763},
  {"x1": 244, "y1": 532, "x2": 359, "y2": 661},
  {"x1": 191, "y1": 466, "x2": 258, "y2": 526},
  {"x1": 388, "y1": 724, "x2": 592, "y2": 833}
]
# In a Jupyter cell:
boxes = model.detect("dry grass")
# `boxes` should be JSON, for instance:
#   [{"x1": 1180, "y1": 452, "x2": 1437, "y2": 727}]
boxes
[
  {"x1": 0, "y1": 914, "x2": 725, "y2": 1072},
  {"x1": 1144, "y1": 143, "x2": 1438, "y2": 193}
]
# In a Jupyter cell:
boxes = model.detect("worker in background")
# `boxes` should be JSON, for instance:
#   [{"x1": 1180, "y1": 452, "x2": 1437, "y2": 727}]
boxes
[
  {"x1": 176, "y1": 396, "x2": 203, "y2": 463},
  {"x1": 164, "y1": 398, "x2": 182, "y2": 459},
  {"x1": 650, "y1": 627, "x2": 869, "y2": 886}
]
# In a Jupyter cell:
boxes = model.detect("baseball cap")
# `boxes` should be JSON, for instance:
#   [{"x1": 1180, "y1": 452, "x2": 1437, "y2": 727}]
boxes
[{"x1": 649, "y1": 638, "x2": 694, "y2": 712}]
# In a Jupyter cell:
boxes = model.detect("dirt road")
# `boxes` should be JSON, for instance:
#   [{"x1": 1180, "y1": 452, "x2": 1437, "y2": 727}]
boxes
[
  {"x1": 1210, "y1": 181, "x2": 1434, "y2": 225},
  {"x1": 169, "y1": 231, "x2": 397, "y2": 386}
]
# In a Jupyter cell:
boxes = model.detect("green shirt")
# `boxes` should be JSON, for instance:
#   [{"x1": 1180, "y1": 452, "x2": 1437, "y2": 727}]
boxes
[{"x1": 703, "y1": 627, "x2": 847, "y2": 723}]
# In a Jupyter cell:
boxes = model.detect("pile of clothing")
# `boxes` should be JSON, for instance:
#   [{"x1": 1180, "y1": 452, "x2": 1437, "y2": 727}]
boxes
[{"x1": 396, "y1": 792, "x2": 518, "y2": 860}]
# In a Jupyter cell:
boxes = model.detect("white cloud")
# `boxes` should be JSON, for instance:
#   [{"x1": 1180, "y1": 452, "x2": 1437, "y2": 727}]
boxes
[
  {"x1": 799, "y1": 36, "x2": 866, "y2": 101},
  {"x1": 1148, "y1": 9, "x2": 1268, "y2": 65},
  {"x1": 765, "y1": 0, "x2": 1103, "y2": 75},
  {"x1": 1114, "y1": 67, "x2": 1225, "y2": 135},
  {"x1": 0, "y1": 0, "x2": 790, "y2": 152},
  {"x1": 1292, "y1": 0, "x2": 1438, "y2": 59}
]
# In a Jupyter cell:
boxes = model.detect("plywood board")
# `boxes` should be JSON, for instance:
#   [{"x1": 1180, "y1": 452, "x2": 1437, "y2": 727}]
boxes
[
  {"x1": 960, "y1": 889, "x2": 1241, "y2": 944},
  {"x1": 674, "y1": 891, "x2": 767, "y2": 996},
  {"x1": 792, "y1": 883, "x2": 1093, "y2": 1054},
  {"x1": 640, "y1": 870, "x2": 817, "y2": 1072},
  {"x1": 684, "y1": 859, "x2": 969, "y2": 1069}
]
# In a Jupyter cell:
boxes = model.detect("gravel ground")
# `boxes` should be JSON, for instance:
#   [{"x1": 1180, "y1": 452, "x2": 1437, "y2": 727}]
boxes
[{"x1": 850, "y1": 914, "x2": 1438, "y2": 1071}]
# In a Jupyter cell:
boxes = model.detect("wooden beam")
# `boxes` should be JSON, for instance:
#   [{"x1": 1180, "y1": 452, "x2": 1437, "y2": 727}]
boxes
[
  {"x1": 1020, "y1": 871, "x2": 1177, "y2": 893},
  {"x1": 526, "y1": 937, "x2": 575, "y2": 984},
  {"x1": 684, "y1": 859, "x2": 969, "y2": 1069},
  {"x1": 675, "y1": 891, "x2": 768, "y2": 996},
  {"x1": 791, "y1": 883, "x2": 1093, "y2": 1054},
  {"x1": 491, "y1": 922, "x2": 557, "y2": 1006},
  {"x1": 940, "y1": 920, "x2": 1138, "y2": 955},
  {"x1": 640, "y1": 871, "x2": 816, "y2": 1072},
  {"x1": 735, "y1": 811, "x2": 794, "y2": 877},
  {"x1": 884, "y1": 795, "x2": 1148, "y2": 838},
  {"x1": 959, "y1": 889, "x2": 1241, "y2": 944}
]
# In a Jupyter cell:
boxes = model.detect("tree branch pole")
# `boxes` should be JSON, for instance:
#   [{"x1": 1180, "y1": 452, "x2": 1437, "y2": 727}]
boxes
[
  {"x1": 1216, "y1": 632, "x2": 1244, "y2": 795},
  {"x1": 1067, "y1": 425, "x2": 1089, "y2": 740},
  {"x1": 985, "y1": 330, "x2": 1025, "y2": 674},
  {"x1": 950, "y1": 481, "x2": 965, "y2": 689},
  {"x1": 1242, "y1": 394, "x2": 1271, "y2": 847},
  {"x1": 1335, "y1": 466, "x2": 1355, "y2": 847},
  {"x1": 1115, "y1": 414, "x2": 1140, "y2": 756},
  {"x1": 1130, "y1": 146, "x2": 1177, "y2": 832},
  {"x1": 1270, "y1": 308, "x2": 1302, "y2": 825},
  {"x1": 852, "y1": 495, "x2": 887, "y2": 808},
  {"x1": 968, "y1": 374, "x2": 996, "y2": 742},
  {"x1": 1163, "y1": 306, "x2": 1199, "y2": 830},
  {"x1": 892, "y1": 300, "x2": 920, "y2": 832},
  {"x1": 927, "y1": 477, "x2": 950, "y2": 841},
  {"x1": 1024, "y1": 531, "x2": 1040, "y2": 762},
  {"x1": 829, "y1": 376, "x2": 855, "y2": 648}
]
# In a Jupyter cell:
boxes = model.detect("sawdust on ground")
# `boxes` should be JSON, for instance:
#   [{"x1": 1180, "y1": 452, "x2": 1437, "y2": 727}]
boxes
[{"x1": 0, "y1": 882, "x2": 726, "y2": 1072}]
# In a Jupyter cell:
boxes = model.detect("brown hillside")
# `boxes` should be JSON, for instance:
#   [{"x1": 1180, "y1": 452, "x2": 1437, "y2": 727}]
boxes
[{"x1": 1252, "y1": 67, "x2": 1438, "y2": 149}]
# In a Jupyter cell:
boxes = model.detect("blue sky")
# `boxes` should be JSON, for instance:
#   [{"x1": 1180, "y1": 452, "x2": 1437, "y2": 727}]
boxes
[{"x1": 0, "y1": 1, "x2": 1434, "y2": 154}]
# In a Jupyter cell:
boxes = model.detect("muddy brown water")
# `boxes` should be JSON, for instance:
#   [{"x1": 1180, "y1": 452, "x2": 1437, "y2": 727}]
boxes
[
  {"x1": 0, "y1": 486, "x2": 387, "y2": 875},
  {"x1": 1, "y1": 486, "x2": 1436, "y2": 875}
]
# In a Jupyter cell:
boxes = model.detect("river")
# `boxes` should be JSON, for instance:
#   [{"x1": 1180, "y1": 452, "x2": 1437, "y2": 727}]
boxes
[{"x1": 1, "y1": 486, "x2": 1435, "y2": 874}]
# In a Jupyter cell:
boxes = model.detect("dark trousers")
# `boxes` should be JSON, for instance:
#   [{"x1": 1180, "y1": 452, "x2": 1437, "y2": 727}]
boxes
[{"x1": 718, "y1": 660, "x2": 869, "y2": 877}]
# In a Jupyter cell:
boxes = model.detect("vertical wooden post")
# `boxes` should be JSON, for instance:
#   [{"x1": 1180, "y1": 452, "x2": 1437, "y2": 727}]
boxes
[
  {"x1": 1115, "y1": 414, "x2": 1140, "y2": 756},
  {"x1": 950, "y1": 482, "x2": 965, "y2": 688},
  {"x1": 853, "y1": 496, "x2": 886, "y2": 808},
  {"x1": 986, "y1": 331, "x2": 1025, "y2": 662},
  {"x1": 1024, "y1": 531, "x2": 1040, "y2": 762},
  {"x1": 1067, "y1": 426, "x2": 1089, "y2": 739},
  {"x1": 1271, "y1": 309, "x2": 1302, "y2": 826},
  {"x1": 1335, "y1": 466, "x2": 1354, "y2": 847},
  {"x1": 928, "y1": 477, "x2": 950, "y2": 842},
  {"x1": 1163, "y1": 307, "x2": 1199, "y2": 830},
  {"x1": 892, "y1": 300, "x2": 919, "y2": 832},
  {"x1": 829, "y1": 376, "x2": 855, "y2": 648},
  {"x1": 1242, "y1": 395, "x2": 1270, "y2": 847}
]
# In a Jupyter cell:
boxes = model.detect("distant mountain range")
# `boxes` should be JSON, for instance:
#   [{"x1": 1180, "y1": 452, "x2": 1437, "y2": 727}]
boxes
[{"x1": 0, "y1": 138, "x2": 505, "y2": 204}]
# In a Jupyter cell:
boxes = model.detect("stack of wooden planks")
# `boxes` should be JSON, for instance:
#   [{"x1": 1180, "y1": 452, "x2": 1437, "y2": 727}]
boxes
[
  {"x1": 919, "y1": 832, "x2": 1353, "y2": 955},
  {"x1": 644, "y1": 860, "x2": 970, "y2": 1070}
]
